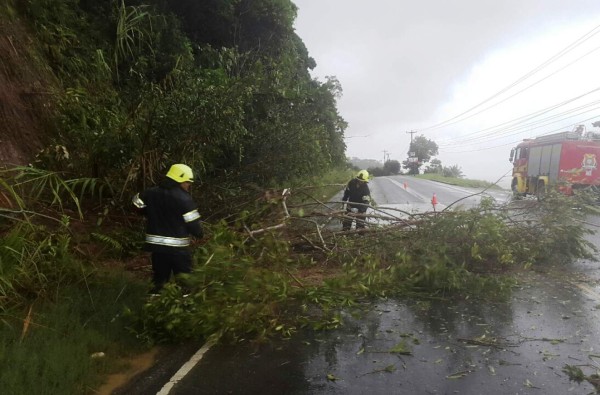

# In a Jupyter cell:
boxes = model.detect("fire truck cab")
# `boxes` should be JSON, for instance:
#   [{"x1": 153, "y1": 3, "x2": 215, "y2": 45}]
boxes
[{"x1": 510, "y1": 127, "x2": 600, "y2": 197}]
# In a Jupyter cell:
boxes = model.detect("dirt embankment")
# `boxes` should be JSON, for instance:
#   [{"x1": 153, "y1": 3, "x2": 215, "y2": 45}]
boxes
[{"x1": 0, "y1": 16, "x2": 53, "y2": 166}]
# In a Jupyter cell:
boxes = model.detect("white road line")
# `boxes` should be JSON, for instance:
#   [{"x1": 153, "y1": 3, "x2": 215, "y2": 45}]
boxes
[
  {"x1": 569, "y1": 281, "x2": 600, "y2": 302},
  {"x1": 157, "y1": 340, "x2": 215, "y2": 395},
  {"x1": 384, "y1": 178, "x2": 429, "y2": 202},
  {"x1": 395, "y1": 176, "x2": 511, "y2": 202},
  {"x1": 383, "y1": 178, "x2": 447, "y2": 211}
]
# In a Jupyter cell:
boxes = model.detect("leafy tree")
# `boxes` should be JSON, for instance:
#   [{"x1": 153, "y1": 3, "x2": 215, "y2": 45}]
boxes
[
  {"x1": 241, "y1": 73, "x2": 346, "y2": 184},
  {"x1": 158, "y1": 0, "x2": 299, "y2": 60},
  {"x1": 153, "y1": 0, "x2": 236, "y2": 49},
  {"x1": 349, "y1": 158, "x2": 381, "y2": 170},
  {"x1": 424, "y1": 158, "x2": 442, "y2": 174},
  {"x1": 19, "y1": 0, "x2": 348, "y2": 211},
  {"x1": 404, "y1": 135, "x2": 438, "y2": 174},
  {"x1": 368, "y1": 166, "x2": 386, "y2": 177},
  {"x1": 442, "y1": 165, "x2": 464, "y2": 178},
  {"x1": 383, "y1": 160, "x2": 400, "y2": 174}
]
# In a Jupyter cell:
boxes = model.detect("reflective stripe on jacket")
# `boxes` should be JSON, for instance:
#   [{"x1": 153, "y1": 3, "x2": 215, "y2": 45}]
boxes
[
  {"x1": 134, "y1": 179, "x2": 203, "y2": 254},
  {"x1": 145, "y1": 234, "x2": 190, "y2": 247},
  {"x1": 183, "y1": 209, "x2": 201, "y2": 223}
]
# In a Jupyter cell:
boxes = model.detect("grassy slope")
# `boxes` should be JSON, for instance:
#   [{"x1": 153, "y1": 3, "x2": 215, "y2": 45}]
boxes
[
  {"x1": 0, "y1": 271, "x2": 150, "y2": 395},
  {"x1": 414, "y1": 173, "x2": 504, "y2": 190}
]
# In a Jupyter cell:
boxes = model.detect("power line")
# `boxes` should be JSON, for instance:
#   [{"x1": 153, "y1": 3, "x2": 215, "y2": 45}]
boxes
[
  {"x1": 429, "y1": 45, "x2": 600, "y2": 134},
  {"x1": 440, "y1": 101, "x2": 600, "y2": 146},
  {"x1": 439, "y1": 98, "x2": 600, "y2": 147},
  {"x1": 420, "y1": 23, "x2": 600, "y2": 132},
  {"x1": 442, "y1": 115, "x2": 600, "y2": 153},
  {"x1": 436, "y1": 87, "x2": 600, "y2": 146},
  {"x1": 439, "y1": 106, "x2": 600, "y2": 148}
]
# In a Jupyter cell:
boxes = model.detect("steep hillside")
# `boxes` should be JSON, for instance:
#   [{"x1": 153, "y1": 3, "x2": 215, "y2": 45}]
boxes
[
  {"x1": 0, "y1": 16, "x2": 51, "y2": 166},
  {"x1": 0, "y1": 0, "x2": 347, "y2": 219}
]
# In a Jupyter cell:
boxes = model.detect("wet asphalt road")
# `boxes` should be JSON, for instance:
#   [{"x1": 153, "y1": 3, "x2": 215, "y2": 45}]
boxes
[
  {"x1": 368, "y1": 175, "x2": 512, "y2": 211},
  {"x1": 172, "y1": 268, "x2": 600, "y2": 394},
  {"x1": 126, "y1": 177, "x2": 600, "y2": 395}
]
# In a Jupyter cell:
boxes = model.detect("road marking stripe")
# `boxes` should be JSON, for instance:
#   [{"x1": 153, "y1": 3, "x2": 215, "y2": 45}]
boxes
[
  {"x1": 569, "y1": 281, "x2": 600, "y2": 301},
  {"x1": 384, "y1": 178, "x2": 447, "y2": 210},
  {"x1": 385, "y1": 178, "x2": 429, "y2": 202},
  {"x1": 546, "y1": 269, "x2": 600, "y2": 302},
  {"x1": 157, "y1": 340, "x2": 215, "y2": 395}
]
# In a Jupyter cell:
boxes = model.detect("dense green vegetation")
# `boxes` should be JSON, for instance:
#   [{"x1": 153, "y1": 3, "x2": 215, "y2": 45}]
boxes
[
  {"x1": 404, "y1": 135, "x2": 439, "y2": 174},
  {"x1": 0, "y1": 167, "x2": 149, "y2": 394},
  {"x1": 6, "y1": 0, "x2": 346, "y2": 202},
  {"x1": 1, "y1": 163, "x2": 597, "y2": 393},
  {"x1": 416, "y1": 173, "x2": 501, "y2": 189},
  {"x1": 0, "y1": 1, "x2": 598, "y2": 394}
]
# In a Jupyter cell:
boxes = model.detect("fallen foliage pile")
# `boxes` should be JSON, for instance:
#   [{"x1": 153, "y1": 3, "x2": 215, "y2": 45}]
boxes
[{"x1": 134, "y1": 188, "x2": 598, "y2": 343}]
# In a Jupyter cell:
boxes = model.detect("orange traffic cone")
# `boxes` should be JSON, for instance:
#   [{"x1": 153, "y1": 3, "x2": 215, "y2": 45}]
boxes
[{"x1": 431, "y1": 193, "x2": 438, "y2": 211}]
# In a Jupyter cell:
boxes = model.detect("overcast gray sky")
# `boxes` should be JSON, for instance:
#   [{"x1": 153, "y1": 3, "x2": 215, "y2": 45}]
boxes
[{"x1": 293, "y1": 1, "x2": 600, "y2": 184}]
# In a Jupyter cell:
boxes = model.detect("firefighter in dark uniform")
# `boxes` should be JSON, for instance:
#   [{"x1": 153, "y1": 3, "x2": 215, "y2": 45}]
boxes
[
  {"x1": 341, "y1": 170, "x2": 371, "y2": 230},
  {"x1": 133, "y1": 164, "x2": 203, "y2": 294}
]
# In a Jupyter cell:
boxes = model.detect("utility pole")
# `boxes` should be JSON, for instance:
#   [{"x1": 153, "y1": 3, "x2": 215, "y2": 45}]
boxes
[
  {"x1": 382, "y1": 150, "x2": 388, "y2": 165},
  {"x1": 406, "y1": 130, "x2": 418, "y2": 175},
  {"x1": 406, "y1": 130, "x2": 417, "y2": 144}
]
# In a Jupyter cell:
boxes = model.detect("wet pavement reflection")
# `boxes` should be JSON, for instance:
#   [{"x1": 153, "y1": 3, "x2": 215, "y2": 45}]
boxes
[
  {"x1": 166, "y1": 180, "x2": 599, "y2": 394},
  {"x1": 171, "y1": 269, "x2": 600, "y2": 394}
]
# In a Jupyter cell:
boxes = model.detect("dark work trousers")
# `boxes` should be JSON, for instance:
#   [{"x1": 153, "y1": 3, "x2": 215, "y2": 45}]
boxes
[
  {"x1": 151, "y1": 252, "x2": 192, "y2": 293},
  {"x1": 342, "y1": 205, "x2": 368, "y2": 231}
]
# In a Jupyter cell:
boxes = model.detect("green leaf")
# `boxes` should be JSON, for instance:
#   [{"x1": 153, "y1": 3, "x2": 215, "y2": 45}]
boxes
[
  {"x1": 326, "y1": 373, "x2": 340, "y2": 381},
  {"x1": 446, "y1": 370, "x2": 471, "y2": 379},
  {"x1": 388, "y1": 340, "x2": 412, "y2": 355}
]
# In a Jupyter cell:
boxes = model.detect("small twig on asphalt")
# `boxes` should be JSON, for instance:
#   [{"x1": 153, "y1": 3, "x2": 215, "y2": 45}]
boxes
[
  {"x1": 358, "y1": 364, "x2": 397, "y2": 377},
  {"x1": 457, "y1": 337, "x2": 518, "y2": 349}
]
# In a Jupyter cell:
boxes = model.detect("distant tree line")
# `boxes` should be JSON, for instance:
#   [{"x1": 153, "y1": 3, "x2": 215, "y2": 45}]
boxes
[
  {"x1": 354, "y1": 134, "x2": 463, "y2": 178},
  {"x1": 368, "y1": 160, "x2": 401, "y2": 177},
  {"x1": 423, "y1": 159, "x2": 464, "y2": 178},
  {"x1": 347, "y1": 157, "x2": 382, "y2": 171}
]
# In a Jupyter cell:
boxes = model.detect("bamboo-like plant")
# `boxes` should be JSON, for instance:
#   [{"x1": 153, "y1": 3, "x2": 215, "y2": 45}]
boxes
[
  {"x1": 113, "y1": 0, "x2": 153, "y2": 79},
  {"x1": 4, "y1": 166, "x2": 107, "y2": 220},
  {"x1": 0, "y1": 167, "x2": 104, "y2": 310}
]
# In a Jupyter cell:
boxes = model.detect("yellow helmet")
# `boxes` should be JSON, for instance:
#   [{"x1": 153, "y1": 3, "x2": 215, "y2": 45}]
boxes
[
  {"x1": 356, "y1": 170, "x2": 369, "y2": 181},
  {"x1": 166, "y1": 164, "x2": 194, "y2": 183}
]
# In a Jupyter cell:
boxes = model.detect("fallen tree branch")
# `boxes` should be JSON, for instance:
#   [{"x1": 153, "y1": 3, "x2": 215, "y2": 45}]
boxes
[
  {"x1": 247, "y1": 223, "x2": 286, "y2": 236},
  {"x1": 291, "y1": 217, "x2": 330, "y2": 251}
]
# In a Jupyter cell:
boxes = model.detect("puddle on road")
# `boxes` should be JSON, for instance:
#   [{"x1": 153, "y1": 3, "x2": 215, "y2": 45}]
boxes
[{"x1": 174, "y1": 271, "x2": 600, "y2": 395}]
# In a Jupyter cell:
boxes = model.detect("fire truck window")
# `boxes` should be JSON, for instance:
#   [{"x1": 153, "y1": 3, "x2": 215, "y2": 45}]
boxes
[
  {"x1": 521, "y1": 148, "x2": 528, "y2": 158},
  {"x1": 515, "y1": 148, "x2": 521, "y2": 160}
]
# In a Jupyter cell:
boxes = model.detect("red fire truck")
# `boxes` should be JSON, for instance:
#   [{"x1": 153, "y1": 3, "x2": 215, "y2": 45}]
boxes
[{"x1": 510, "y1": 127, "x2": 600, "y2": 196}]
